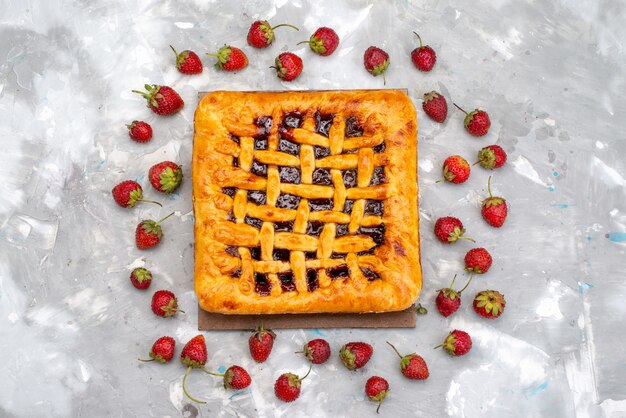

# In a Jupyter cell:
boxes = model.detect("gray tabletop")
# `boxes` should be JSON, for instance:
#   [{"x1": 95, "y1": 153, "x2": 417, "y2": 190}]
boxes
[{"x1": 1, "y1": 0, "x2": 625, "y2": 417}]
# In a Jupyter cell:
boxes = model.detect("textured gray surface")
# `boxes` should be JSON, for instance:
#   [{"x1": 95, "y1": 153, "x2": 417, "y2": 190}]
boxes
[{"x1": 1, "y1": 0, "x2": 626, "y2": 417}]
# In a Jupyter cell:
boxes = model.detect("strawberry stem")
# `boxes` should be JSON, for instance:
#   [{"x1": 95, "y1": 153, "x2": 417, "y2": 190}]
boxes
[
  {"x1": 300, "y1": 363, "x2": 313, "y2": 381},
  {"x1": 296, "y1": 40, "x2": 310, "y2": 46},
  {"x1": 453, "y1": 103, "x2": 468, "y2": 115},
  {"x1": 182, "y1": 366, "x2": 206, "y2": 404},
  {"x1": 157, "y1": 212, "x2": 175, "y2": 224},
  {"x1": 487, "y1": 175, "x2": 493, "y2": 198},
  {"x1": 459, "y1": 274, "x2": 474, "y2": 293},
  {"x1": 382, "y1": 71, "x2": 387, "y2": 86},
  {"x1": 457, "y1": 236, "x2": 476, "y2": 243},
  {"x1": 202, "y1": 369, "x2": 224, "y2": 377},
  {"x1": 169, "y1": 45, "x2": 178, "y2": 57},
  {"x1": 386, "y1": 341, "x2": 403, "y2": 359},
  {"x1": 131, "y1": 89, "x2": 151, "y2": 100},
  {"x1": 413, "y1": 31, "x2": 423, "y2": 48},
  {"x1": 472, "y1": 160, "x2": 480, "y2": 166},
  {"x1": 271, "y1": 23, "x2": 299, "y2": 31},
  {"x1": 138, "y1": 199, "x2": 163, "y2": 207},
  {"x1": 433, "y1": 343, "x2": 444, "y2": 349},
  {"x1": 206, "y1": 53, "x2": 219, "y2": 57},
  {"x1": 376, "y1": 399, "x2": 382, "y2": 414},
  {"x1": 137, "y1": 358, "x2": 154, "y2": 362},
  {"x1": 449, "y1": 274, "x2": 457, "y2": 289}
]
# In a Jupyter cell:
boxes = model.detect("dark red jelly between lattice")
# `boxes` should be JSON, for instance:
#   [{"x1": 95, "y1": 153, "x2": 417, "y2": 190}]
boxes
[{"x1": 254, "y1": 272, "x2": 272, "y2": 296}]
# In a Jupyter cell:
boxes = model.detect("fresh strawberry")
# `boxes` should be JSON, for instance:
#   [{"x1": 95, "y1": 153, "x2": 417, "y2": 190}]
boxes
[
  {"x1": 473, "y1": 290, "x2": 506, "y2": 319},
  {"x1": 422, "y1": 91, "x2": 447, "y2": 123},
  {"x1": 209, "y1": 45, "x2": 248, "y2": 71},
  {"x1": 274, "y1": 365, "x2": 311, "y2": 402},
  {"x1": 435, "y1": 274, "x2": 473, "y2": 318},
  {"x1": 127, "y1": 120, "x2": 153, "y2": 143},
  {"x1": 247, "y1": 20, "x2": 299, "y2": 49},
  {"x1": 151, "y1": 289, "x2": 183, "y2": 318},
  {"x1": 454, "y1": 103, "x2": 491, "y2": 137},
  {"x1": 112, "y1": 180, "x2": 161, "y2": 208},
  {"x1": 464, "y1": 248, "x2": 493, "y2": 274},
  {"x1": 339, "y1": 342, "x2": 373, "y2": 371},
  {"x1": 181, "y1": 335, "x2": 209, "y2": 403},
  {"x1": 364, "y1": 46, "x2": 390, "y2": 84},
  {"x1": 135, "y1": 212, "x2": 175, "y2": 250},
  {"x1": 481, "y1": 176, "x2": 508, "y2": 227},
  {"x1": 476, "y1": 145, "x2": 507, "y2": 169},
  {"x1": 436, "y1": 330, "x2": 472, "y2": 356},
  {"x1": 138, "y1": 336, "x2": 175, "y2": 363},
  {"x1": 438, "y1": 155, "x2": 470, "y2": 184},
  {"x1": 386, "y1": 342, "x2": 429, "y2": 380},
  {"x1": 132, "y1": 84, "x2": 184, "y2": 116},
  {"x1": 434, "y1": 216, "x2": 475, "y2": 244},
  {"x1": 149, "y1": 161, "x2": 182, "y2": 194},
  {"x1": 298, "y1": 338, "x2": 331, "y2": 364},
  {"x1": 130, "y1": 267, "x2": 153, "y2": 290},
  {"x1": 273, "y1": 52, "x2": 303, "y2": 81},
  {"x1": 170, "y1": 45, "x2": 203, "y2": 75},
  {"x1": 249, "y1": 322, "x2": 276, "y2": 363},
  {"x1": 411, "y1": 32, "x2": 436, "y2": 72},
  {"x1": 365, "y1": 376, "x2": 389, "y2": 414},
  {"x1": 298, "y1": 27, "x2": 339, "y2": 56},
  {"x1": 206, "y1": 365, "x2": 252, "y2": 390},
  {"x1": 181, "y1": 335, "x2": 208, "y2": 368}
]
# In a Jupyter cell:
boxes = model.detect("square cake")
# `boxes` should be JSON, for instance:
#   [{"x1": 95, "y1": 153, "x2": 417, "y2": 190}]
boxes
[{"x1": 192, "y1": 90, "x2": 421, "y2": 314}]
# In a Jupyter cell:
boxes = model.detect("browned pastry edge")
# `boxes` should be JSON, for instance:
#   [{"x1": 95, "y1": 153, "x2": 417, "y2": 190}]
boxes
[{"x1": 192, "y1": 90, "x2": 421, "y2": 314}]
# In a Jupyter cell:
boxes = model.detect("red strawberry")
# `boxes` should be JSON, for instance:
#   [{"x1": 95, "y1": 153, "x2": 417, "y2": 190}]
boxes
[
  {"x1": 149, "y1": 161, "x2": 182, "y2": 193},
  {"x1": 339, "y1": 342, "x2": 373, "y2": 371},
  {"x1": 411, "y1": 32, "x2": 436, "y2": 72},
  {"x1": 473, "y1": 290, "x2": 506, "y2": 319},
  {"x1": 481, "y1": 176, "x2": 508, "y2": 227},
  {"x1": 151, "y1": 289, "x2": 183, "y2": 318},
  {"x1": 127, "y1": 120, "x2": 153, "y2": 143},
  {"x1": 170, "y1": 45, "x2": 203, "y2": 75},
  {"x1": 476, "y1": 145, "x2": 507, "y2": 169},
  {"x1": 438, "y1": 155, "x2": 470, "y2": 184},
  {"x1": 298, "y1": 338, "x2": 331, "y2": 364},
  {"x1": 135, "y1": 212, "x2": 175, "y2": 250},
  {"x1": 298, "y1": 27, "x2": 339, "y2": 56},
  {"x1": 386, "y1": 342, "x2": 429, "y2": 380},
  {"x1": 209, "y1": 45, "x2": 248, "y2": 71},
  {"x1": 422, "y1": 91, "x2": 447, "y2": 123},
  {"x1": 435, "y1": 274, "x2": 473, "y2": 318},
  {"x1": 364, "y1": 46, "x2": 390, "y2": 84},
  {"x1": 249, "y1": 322, "x2": 276, "y2": 362},
  {"x1": 181, "y1": 335, "x2": 209, "y2": 403},
  {"x1": 132, "y1": 84, "x2": 184, "y2": 116},
  {"x1": 112, "y1": 180, "x2": 161, "y2": 208},
  {"x1": 247, "y1": 20, "x2": 299, "y2": 49},
  {"x1": 130, "y1": 267, "x2": 153, "y2": 290},
  {"x1": 273, "y1": 52, "x2": 303, "y2": 81},
  {"x1": 464, "y1": 248, "x2": 493, "y2": 274},
  {"x1": 454, "y1": 103, "x2": 491, "y2": 136},
  {"x1": 434, "y1": 216, "x2": 475, "y2": 244},
  {"x1": 138, "y1": 336, "x2": 175, "y2": 363},
  {"x1": 365, "y1": 376, "x2": 389, "y2": 414},
  {"x1": 274, "y1": 365, "x2": 311, "y2": 402},
  {"x1": 436, "y1": 330, "x2": 472, "y2": 356},
  {"x1": 206, "y1": 365, "x2": 252, "y2": 390}
]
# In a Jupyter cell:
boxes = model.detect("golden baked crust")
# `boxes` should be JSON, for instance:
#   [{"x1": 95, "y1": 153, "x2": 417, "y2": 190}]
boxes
[{"x1": 192, "y1": 90, "x2": 421, "y2": 314}]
